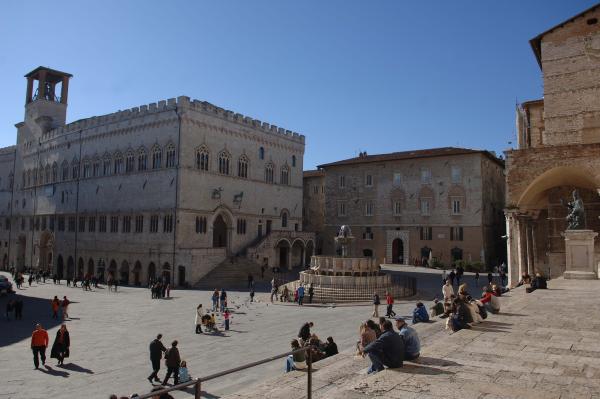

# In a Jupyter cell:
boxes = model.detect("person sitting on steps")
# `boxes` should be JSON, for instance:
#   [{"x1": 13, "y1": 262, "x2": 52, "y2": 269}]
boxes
[{"x1": 362, "y1": 320, "x2": 404, "y2": 374}]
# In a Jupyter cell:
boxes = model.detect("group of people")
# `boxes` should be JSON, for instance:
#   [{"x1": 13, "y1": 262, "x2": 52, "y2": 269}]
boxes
[
  {"x1": 147, "y1": 334, "x2": 191, "y2": 387},
  {"x1": 211, "y1": 288, "x2": 228, "y2": 312},
  {"x1": 150, "y1": 279, "x2": 170, "y2": 299},
  {"x1": 357, "y1": 316, "x2": 421, "y2": 373},
  {"x1": 518, "y1": 271, "x2": 548, "y2": 293},
  {"x1": 50, "y1": 295, "x2": 70, "y2": 320},
  {"x1": 270, "y1": 280, "x2": 315, "y2": 305},
  {"x1": 285, "y1": 321, "x2": 339, "y2": 372},
  {"x1": 30, "y1": 323, "x2": 71, "y2": 368},
  {"x1": 194, "y1": 303, "x2": 231, "y2": 333},
  {"x1": 434, "y1": 279, "x2": 501, "y2": 332},
  {"x1": 371, "y1": 291, "x2": 397, "y2": 318},
  {"x1": 5, "y1": 297, "x2": 24, "y2": 320}
]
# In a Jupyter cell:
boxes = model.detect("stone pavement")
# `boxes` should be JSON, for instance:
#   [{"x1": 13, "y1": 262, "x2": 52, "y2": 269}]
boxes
[
  {"x1": 224, "y1": 278, "x2": 600, "y2": 399},
  {"x1": 0, "y1": 272, "x2": 437, "y2": 399}
]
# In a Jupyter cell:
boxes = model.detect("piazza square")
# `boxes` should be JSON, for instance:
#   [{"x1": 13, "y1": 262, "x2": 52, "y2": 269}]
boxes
[{"x1": 2, "y1": 1, "x2": 600, "y2": 399}]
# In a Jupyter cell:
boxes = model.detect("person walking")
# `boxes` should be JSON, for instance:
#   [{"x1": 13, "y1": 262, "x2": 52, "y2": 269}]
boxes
[
  {"x1": 220, "y1": 289, "x2": 227, "y2": 313},
  {"x1": 448, "y1": 269, "x2": 456, "y2": 286},
  {"x1": 212, "y1": 289, "x2": 219, "y2": 311},
  {"x1": 487, "y1": 272, "x2": 494, "y2": 285},
  {"x1": 372, "y1": 292, "x2": 380, "y2": 317},
  {"x1": 31, "y1": 323, "x2": 49, "y2": 369},
  {"x1": 51, "y1": 296, "x2": 60, "y2": 319},
  {"x1": 195, "y1": 305, "x2": 203, "y2": 334},
  {"x1": 50, "y1": 324, "x2": 70, "y2": 366},
  {"x1": 148, "y1": 334, "x2": 167, "y2": 383},
  {"x1": 61, "y1": 296, "x2": 70, "y2": 320},
  {"x1": 14, "y1": 298, "x2": 23, "y2": 320},
  {"x1": 250, "y1": 287, "x2": 255, "y2": 302},
  {"x1": 442, "y1": 279, "x2": 454, "y2": 301},
  {"x1": 270, "y1": 279, "x2": 278, "y2": 303},
  {"x1": 456, "y1": 265, "x2": 464, "y2": 287},
  {"x1": 224, "y1": 308, "x2": 230, "y2": 331},
  {"x1": 247, "y1": 273, "x2": 254, "y2": 288},
  {"x1": 385, "y1": 291, "x2": 396, "y2": 318},
  {"x1": 308, "y1": 284, "x2": 314, "y2": 304},
  {"x1": 475, "y1": 271, "x2": 480, "y2": 285},
  {"x1": 162, "y1": 340, "x2": 181, "y2": 386},
  {"x1": 297, "y1": 285, "x2": 305, "y2": 306}
]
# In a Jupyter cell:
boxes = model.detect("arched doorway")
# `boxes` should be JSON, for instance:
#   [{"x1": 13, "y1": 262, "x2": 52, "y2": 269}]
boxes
[
  {"x1": 178, "y1": 265, "x2": 186, "y2": 287},
  {"x1": 66, "y1": 256, "x2": 74, "y2": 279},
  {"x1": 162, "y1": 262, "x2": 171, "y2": 284},
  {"x1": 392, "y1": 238, "x2": 404, "y2": 264},
  {"x1": 39, "y1": 231, "x2": 54, "y2": 271},
  {"x1": 120, "y1": 261, "x2": 130, "y2": 285},
  {"x1": 17, "y1": 235, "x2": 26, "y2": 271},
  {"x1": 133, "y1": 261, "x2": 142, "y2": 286},
  {"x1": 275, "y1": 239, "x2": 291, "y2": 270},
  {"x1": 77, "y1": 258, "x2": 84, "y2": 279},
  {"x1": 212, "y1": 214, "x2": 228, "y2": 248},
  {"x1": 148, "y1": 262, "x2": 156, "y2": 284},
  {"x1": 56, "y1": 255, "x2": 64, "y2": 279},
  {"x1": 108, "y1": 260, "x2": 117, "y2": 280},
  {"x1": 291, "y1": 239, "x2": 305, "y2": 269},
  {"x1": 87, "y1": 258, "x2": 95, "y2": 277}
]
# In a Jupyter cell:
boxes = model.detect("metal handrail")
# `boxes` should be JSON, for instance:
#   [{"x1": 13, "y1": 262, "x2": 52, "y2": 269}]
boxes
[{"x1": 133, "y1": 346, "x2": 314, "y2": 399}]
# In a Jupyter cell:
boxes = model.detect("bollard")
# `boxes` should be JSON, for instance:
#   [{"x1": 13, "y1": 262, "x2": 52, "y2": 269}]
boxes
[
  {"x1": 194, "y1": 379, "x2": 202, "y2": 399},
  {"x1": 307, "y1": 348, "x2": 312, "y2": 399}
]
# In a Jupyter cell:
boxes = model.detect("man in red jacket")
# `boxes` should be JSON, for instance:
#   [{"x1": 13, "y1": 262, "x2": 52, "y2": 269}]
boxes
[{"x1": 31, "y1": 323, "x2": 49, "y2": 369}]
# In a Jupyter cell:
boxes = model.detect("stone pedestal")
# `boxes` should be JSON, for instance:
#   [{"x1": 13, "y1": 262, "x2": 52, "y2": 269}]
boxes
[{"x1": 563, "y1": 229, "x2": 598, "y2": 280}]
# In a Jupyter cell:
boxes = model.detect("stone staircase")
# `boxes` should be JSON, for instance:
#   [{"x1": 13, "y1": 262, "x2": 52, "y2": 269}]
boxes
[{"x1": 194, "y1": 257, "x2": 276, "y2": 290}]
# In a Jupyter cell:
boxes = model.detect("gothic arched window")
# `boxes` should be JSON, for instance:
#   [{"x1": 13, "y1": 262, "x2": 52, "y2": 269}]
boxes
[
  {"x1": 259, "y1": 146, "x2": 265, "y2": 160},
  {"x1": 61, "y1": 161, "x2": 69, "y2": 181},
  {"x1": 137, "y1": 147, "x2": 147, "y2": 171},
  {"x1": 265, "y1": 162, "x2": 274, "y2": 184},
  {"x1": 103, "y1": 153, "x2": 112, "y2": 176},
  {"x1": 71, "y1": 159, "x2": 79, "y2": 180},
  {"x1": 196, "y1": 146, "x2": 209, "y2": 171},
  {"x1": 152, "y1": 145, "x2": 162, "y2": 169},
  {"x1": 238, "y1": 155, "x2": 249, "y2": 178},
  {"x1": 280, "y1": 165, "x2": 290, "y2": 185},
  {"x1": 113, "y1": 151, "x2": 124, "y2": 174},
  {"x1": 125, "y1": 149, "x2": 135, "y2": 173},
  {"x1": 165, "y1": 143, "x2": 176, "y2": 168},
  {"x1": 218, "y1": 150, "x2": 230, "y2": 175}
]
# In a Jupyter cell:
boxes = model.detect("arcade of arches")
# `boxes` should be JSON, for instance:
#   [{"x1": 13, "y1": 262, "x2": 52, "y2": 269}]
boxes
[
  {"x1": 275, "y1": 238, "x2": 314, "y2": 269},
  {"x1": 505, "y1": 165, "x2": 600, "y2": 285}
]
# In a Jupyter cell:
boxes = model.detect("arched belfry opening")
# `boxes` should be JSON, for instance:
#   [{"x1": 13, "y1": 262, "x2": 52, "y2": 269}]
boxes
[{"x1": 23, "y1": 66, "x2": 72, "y2": 129}]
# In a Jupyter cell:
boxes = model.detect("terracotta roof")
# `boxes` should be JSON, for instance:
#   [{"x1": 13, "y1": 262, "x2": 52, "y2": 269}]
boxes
[
  {"x1": 303, "y1": 169, "x2": 325, "y2": 178},
  {"x1": 530, "y1": 2, "x2": 600, "y2": 69},
  {"x1": 317, "y1": 147, "x2": 504, "y2": 168},
  {"x1": 25, "y1": 66, "x2": 73, "y2": 79}
]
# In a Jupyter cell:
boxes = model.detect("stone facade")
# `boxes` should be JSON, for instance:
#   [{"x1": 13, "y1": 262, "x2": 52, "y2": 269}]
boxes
[
  {"x1": 506, "y1": 4, "x2": 600, "y2": 285},
  {"x1": 303, "y1": 148, "x2": 506, "y2": 267},
  {"x1": 0, "y1": 67, "x2": 310, "y2": 286}
]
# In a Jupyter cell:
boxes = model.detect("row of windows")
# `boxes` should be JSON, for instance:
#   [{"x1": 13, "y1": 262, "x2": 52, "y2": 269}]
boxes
[
  {"x1": 21, "y1": 144, "x2": 176, "y2": 188},
  {"x1": 195, "y1": 146, "x2": 292, "y2": 185},
  {"x1": 337, "y1": 198, "x2": 464, "y2": 217},
  {"x1": 5, "y1": 215, "x2": 255, "y2": 236},
  {"x1": 338, "y1": 166, "x2": 462, "y2": 189},
  {"x1": 11, "y1": 214, "x2": 174, "y2": 234},
  {"x1": 357, "y1": 226, "x2": 464, "y2": 242}
]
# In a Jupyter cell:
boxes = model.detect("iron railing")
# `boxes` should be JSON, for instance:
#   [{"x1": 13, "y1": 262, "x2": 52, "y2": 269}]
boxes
[{"x1": 132, "y1": 346, "x2": 314, "y2": 399}]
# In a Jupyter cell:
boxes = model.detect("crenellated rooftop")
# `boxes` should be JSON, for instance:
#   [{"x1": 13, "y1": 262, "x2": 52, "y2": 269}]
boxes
[{"x1": 41, "y1": 96, "x2": 305, "y2": 144}]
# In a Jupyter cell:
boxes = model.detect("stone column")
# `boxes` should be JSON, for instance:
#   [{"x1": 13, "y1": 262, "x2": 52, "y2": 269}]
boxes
[
  {"x1": 505, "y1": 213, "x2": 518, "y2": 287},
  {"x1": 516, "y1": 217, "x2": 527, "y2": 279},
  {"x1": 526, "y1": 222, "x2": 534, "y2": 275},
  {"x1": 26, "y1": 78, "x2": 34, "y2": 104},
  {"x1": 531, "y1": 223, "x2": 538, "y2": 274},
  {"x1": 301, "y1": 247, "x2": 306, "y2": 268},
  {"x1": 61, "y1": 76, "x2": 69, "y2": 104}
]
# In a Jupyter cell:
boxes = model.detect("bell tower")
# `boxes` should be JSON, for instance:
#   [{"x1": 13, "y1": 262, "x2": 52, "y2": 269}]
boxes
[{"x1": 24, "y1": 66, "x2": 72, "y2": 131}]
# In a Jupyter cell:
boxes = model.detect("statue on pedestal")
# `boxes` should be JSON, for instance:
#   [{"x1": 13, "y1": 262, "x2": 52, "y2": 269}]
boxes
[{"x1": 562, "y1": 189, "x2": 586, "y2": 230}]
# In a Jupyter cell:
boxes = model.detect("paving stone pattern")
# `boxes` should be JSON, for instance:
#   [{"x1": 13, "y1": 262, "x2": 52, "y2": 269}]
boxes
[{"x1": 225, "y1": 278, "x2": 600, "y2": 399}]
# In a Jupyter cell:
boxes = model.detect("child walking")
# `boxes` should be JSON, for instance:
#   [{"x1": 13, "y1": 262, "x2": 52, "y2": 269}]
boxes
[{"x1": 223, "y1": 308, "x2": 230, "y2": 331}]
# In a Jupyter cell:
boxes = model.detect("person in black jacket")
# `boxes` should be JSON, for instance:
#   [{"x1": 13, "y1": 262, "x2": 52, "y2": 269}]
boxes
[
  {"x1": 362, "y1": 320, "x2": 404, "y2": 374},
  {"x1": 323, "y1": 336, "x2": 338, "y2": 358},
  {"x1": 50, "y1": 324, "x2": 70, "y2": 365},
  {"x1": 526, "y1": 272, "x2": 548, "y2": 293},
  {"x1": 148, "y1": 334, "x2": 167, "y2": 383},
  {"x1": 298, "y1": 322, "x2": 313, "y2": 344}
]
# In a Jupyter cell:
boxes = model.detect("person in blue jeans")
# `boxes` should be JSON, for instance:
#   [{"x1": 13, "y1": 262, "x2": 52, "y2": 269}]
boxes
[
  {"x1": 220, "y1": 289, "x2": 227, "y2": 313},
  {"x1": 362, "y1": 320, "x2": 404, "y2": 374},
  {"x1": 297, "y1": 285, "x2": 305, "y2": 306},
  {"x1": 395, "y1": 317, "x2": 420, "y2": 360}
]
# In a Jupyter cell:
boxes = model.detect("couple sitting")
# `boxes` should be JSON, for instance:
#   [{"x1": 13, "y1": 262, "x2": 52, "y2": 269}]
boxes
[{"x1": 361, "y1": 317, "x2": 420, "y2": 374}]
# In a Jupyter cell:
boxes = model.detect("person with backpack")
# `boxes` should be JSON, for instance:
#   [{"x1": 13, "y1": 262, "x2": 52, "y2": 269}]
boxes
[{"x1": 162, "y1": 340, "x2": 181, "y2": 386}]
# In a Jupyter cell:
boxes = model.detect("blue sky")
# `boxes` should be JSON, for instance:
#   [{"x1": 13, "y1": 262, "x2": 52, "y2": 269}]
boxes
[{"x1": 0, "y1": 1, "x2": 596, "y2": 169}]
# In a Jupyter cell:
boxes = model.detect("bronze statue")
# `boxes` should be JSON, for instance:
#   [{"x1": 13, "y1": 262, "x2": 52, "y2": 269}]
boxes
[{"x1": 562, "y1": 189, "x2": 586, "y2": 230}]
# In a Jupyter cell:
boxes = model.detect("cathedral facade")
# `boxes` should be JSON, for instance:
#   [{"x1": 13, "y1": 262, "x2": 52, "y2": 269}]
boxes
[{"x1": 0, "y1": 67, "x2": 310, "y2": 286}]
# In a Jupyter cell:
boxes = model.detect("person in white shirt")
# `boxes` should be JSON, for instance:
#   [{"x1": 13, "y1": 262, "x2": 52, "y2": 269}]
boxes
[{"x1": 442, "y1": 279, "x2": 454, "y2": 301}]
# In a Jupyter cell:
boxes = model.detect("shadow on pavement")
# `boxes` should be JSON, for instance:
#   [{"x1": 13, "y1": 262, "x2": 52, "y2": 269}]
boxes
[
  {"x1": 0, "y1": 291, "x2": 63, "y2": 347},
  {"x1": 40, "y1": 365, "x2": 70, "y2": 378},
  {"x1": 60, "y1": 362, "x2": 94, "y2": 374}
]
